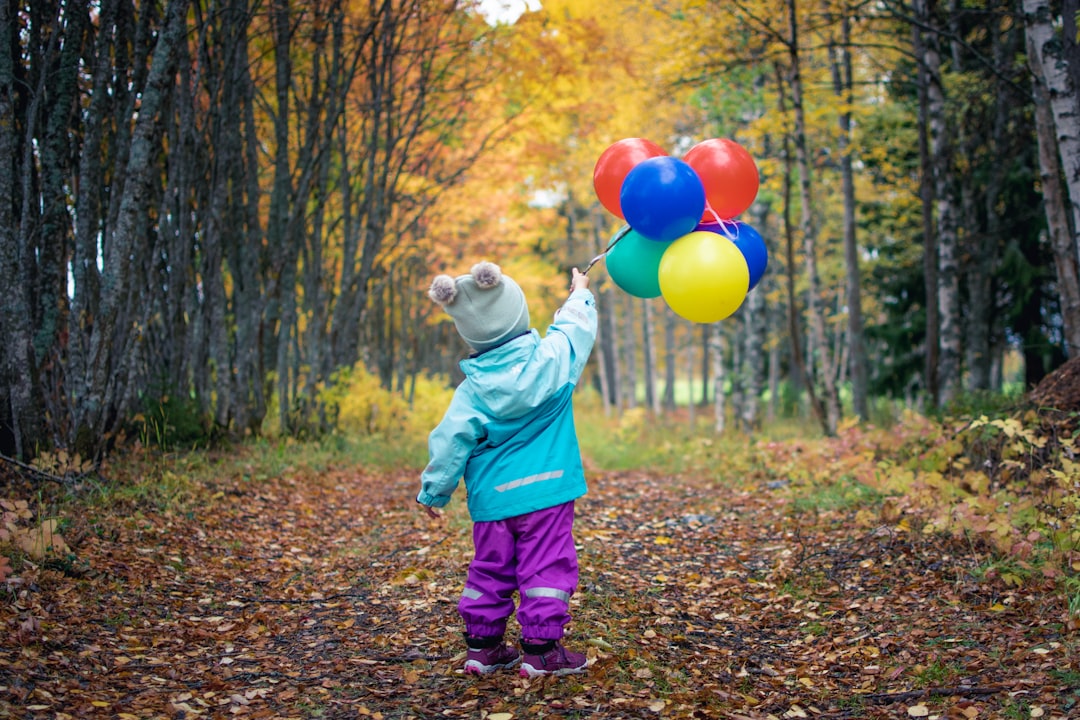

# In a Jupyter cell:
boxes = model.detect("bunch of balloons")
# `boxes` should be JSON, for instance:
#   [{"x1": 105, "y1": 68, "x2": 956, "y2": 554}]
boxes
[{"x1": 592, "y1": 137, "x2": 768, "y2": 323}]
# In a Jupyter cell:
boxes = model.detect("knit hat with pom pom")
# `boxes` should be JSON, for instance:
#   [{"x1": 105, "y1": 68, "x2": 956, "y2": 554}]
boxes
[{"x1": 428, "y1": 261, "x2": 530, "y2": 352}]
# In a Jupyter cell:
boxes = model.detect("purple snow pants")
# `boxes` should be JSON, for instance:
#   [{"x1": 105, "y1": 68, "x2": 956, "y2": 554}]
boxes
[{"x1": 458, "y1": 501, "x2": 577, "y2": 641}]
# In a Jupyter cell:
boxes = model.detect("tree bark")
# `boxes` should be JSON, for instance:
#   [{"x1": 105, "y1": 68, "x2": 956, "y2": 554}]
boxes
[
  {"x1": 1024, "y1": 0, "x2": 1080, "y2": 357},
  {"x1": 787, "y1": 0, "x2": 839, "y2": 434},
  {"x1": 912, "y1": 0, "x2": 941, "y2": 408},
  {"x1": 774, "y1": 59, "x2": 825, "y2": 430},
  {"x1": 642, "y1": 298, "x2": 658, "y2": 414},
  {"x1": 0, "y1": 0, "x2": 36, "y2": 457},
  {"x1": 622, "y1": 295, "x2": 637, "y2": 409},
  {"x1": 711, "y1": 324, "x2": 726, "y2": 433},
  {"x1": 828, "y1": 4, "x2": 868, "y2": 421},
  {"x1": 926, "y1": 0, "x2": 961, "y2": 406},
  {"x1": 73, "y1": 0, "x2": 191, "y2": 452},
  {"x1": 662, "y1": 306, "x2": 676, "y2": 411}
]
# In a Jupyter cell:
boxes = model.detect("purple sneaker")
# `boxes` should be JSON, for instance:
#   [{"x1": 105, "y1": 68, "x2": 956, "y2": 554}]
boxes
[
  {"x1": 519, "y1": 640, "x2": 587, "y2": 678},
  {"x1": 463, "y1": 639, "x2": 521, "y2": 675}
]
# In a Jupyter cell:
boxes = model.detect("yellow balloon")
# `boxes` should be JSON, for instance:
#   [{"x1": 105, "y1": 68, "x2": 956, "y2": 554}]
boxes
[{"x1": 658, "y1": 231, "x2": 750, "y2": 323}]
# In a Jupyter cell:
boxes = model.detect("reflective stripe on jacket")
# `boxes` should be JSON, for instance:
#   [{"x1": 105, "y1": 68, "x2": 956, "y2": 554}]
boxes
[{"x1": 417, "y1": 288, "x2": 598, "y2": 521}]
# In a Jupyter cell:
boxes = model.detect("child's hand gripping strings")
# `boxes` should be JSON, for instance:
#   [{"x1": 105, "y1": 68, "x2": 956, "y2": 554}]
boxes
[{"x1": 570, "y1": 267, "x2": 589, "y2": 294}]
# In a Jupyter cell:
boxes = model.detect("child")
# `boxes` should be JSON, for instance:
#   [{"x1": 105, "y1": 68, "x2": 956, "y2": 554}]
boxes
[{"x1": 417, "y1": 261, "x2": 598, "y2": 677}]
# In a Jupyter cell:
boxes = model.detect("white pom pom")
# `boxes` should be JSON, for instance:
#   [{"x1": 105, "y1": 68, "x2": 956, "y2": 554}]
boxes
[
  {"x1": 471, "y1": 261, "x2": 501, "y2": 289},
  {"x1": 428, "y1": 274, "x2": 457, "y2": 305}
]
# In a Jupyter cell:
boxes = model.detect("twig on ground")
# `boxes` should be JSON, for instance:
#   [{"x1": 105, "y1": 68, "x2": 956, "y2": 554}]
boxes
[
  {"x1": 862, "y1": 686, "x2": 1003, "y2": 704},
  {"x1": 0, "y1": 452, "x2": 67, "y2": 484}
]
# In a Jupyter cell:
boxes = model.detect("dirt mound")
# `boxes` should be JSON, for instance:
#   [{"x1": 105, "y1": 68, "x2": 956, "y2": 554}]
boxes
[{"x1": 1026, "y1": 354, "x2": 1080, "y2": 411}]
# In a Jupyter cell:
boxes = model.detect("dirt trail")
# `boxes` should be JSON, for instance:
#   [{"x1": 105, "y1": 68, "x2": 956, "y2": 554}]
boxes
[{"x1": 1, "y1": 465, "x2": 1077, "y2": 719}]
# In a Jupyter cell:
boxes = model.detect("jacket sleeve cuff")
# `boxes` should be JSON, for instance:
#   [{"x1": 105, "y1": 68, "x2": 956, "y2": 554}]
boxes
[{"x1": 417, "y1": 491, "x2": 451, "y2": 508}]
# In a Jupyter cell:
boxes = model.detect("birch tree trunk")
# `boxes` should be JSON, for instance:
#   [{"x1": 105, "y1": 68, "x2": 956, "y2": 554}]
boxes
[
  {"x1": 741, "y1": 286, "x2": 765, "y2": 431},
  {"x1": 912, "y1": 0, "x2": 941, "y2": 406},
  {"x1": 602, "y1": 283, "x2": 622, "y2": 412},
  {"x1": 642, "y1": 298, "x2": 659, "y2": 414},
  {"x1": 1024, "y1": 0, "x2": 1080, "y2": 356},
  {"x1": 767, "y1": 304, "x2": 781, "y2": 424},
  {"x1": 926, "y1": 2, "x2": 962, "y2": 406},
  {"x1": 624, "y1": 295, "x2": 638, "y2": 409},
  {"x1": 662, "y1": 307, "x2": 677, "y2": 411},
  {"x1": 711, "y1": 324, "x2": 726, "y2": 433},
  {"x1": 686, "y1": 340, "x2": 696, "y2": 428}
]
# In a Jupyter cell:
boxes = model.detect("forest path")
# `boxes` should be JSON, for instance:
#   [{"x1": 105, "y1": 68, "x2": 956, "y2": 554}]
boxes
[{"x1": 2, "y1": 464, "x2": 1076, "y2": 719}]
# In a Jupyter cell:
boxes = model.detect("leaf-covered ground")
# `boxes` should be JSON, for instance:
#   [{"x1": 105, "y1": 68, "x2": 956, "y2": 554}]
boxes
[{"x1": 2, "y1": 462, "x2": 1078, "y2": 719}]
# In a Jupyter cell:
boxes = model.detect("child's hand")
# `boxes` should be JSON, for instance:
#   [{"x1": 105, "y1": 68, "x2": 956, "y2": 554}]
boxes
[
  {"x1": 570, "y1": 268, "x2": 589, "y2": 293},
  {"x1": 419, "y1": 502, "x2": 441, "y2": 520}
]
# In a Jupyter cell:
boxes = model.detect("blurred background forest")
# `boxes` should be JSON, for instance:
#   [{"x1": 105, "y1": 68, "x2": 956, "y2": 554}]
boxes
[{"x1": 3, "y1": 0, "x2": 1080, "y2": 462}]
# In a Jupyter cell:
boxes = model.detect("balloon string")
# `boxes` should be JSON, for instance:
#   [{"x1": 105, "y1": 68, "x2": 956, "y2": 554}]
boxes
[
  {"x1": 717, "y1": 217, "x2": 739, "y2": 240},
  {"x1": 704, "y1": 205, "x2": 740, "y2": 240},
  {"x1": 583, "y1": 225, "x2": 631, "y2": 275}
]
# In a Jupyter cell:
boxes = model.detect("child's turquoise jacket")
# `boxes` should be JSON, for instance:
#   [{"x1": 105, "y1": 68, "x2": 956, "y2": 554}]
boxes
[{"x1": 417, "y1": 288, "x2": 597, "y2": 522}]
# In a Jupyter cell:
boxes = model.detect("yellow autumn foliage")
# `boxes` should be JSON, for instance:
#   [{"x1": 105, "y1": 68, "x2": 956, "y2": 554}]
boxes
[{"x1": 319, "y1": 363, "x2": 455, "y2": 440}]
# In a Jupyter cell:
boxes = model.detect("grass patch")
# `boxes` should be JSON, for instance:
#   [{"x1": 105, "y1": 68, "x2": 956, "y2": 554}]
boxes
[
  {"x1": 913, "y1": 659, "x2": 962, "y2": 686},
  {"x1": 788, "y1": 474, "x2": 888, "y2": 515}
]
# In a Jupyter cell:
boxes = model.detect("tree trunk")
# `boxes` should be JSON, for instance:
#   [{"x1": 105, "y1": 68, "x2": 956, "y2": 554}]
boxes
[
  {"x1": 926, "y1": 2, "x2": 962, "y2": 406},
  {"x1": 828, "y1": 5, "x2": 868, "y2": 421},
  {"x1": 662, "y1": 306, "x2": 676, "y2": 410},
  {"x1": 912, "y1": 0, "x2": 941, "y2": 407},
  {"x1": 686, "y1": 339, "x2": 696, "y2": 427},
  {"x1": 1025, "y1": 0, "x2": 1080, "y2": 357},
  {"x1": 624, "y1": 294, "x2": 638, "y2": 409},
  {"x1": 700, "y1": 323, "x2": 711, "y2": 406},
  {"x1": 786, "y1": 0, "x2": 839, "y2": 434},
  {"x1": 74, "y1": 0, "x2": 191, "y2": 453},
  {"x1": 0, "y1": 0, "x2": 36, "y2": 457},
  {"x1": 642, "y1": 298, "x2": 659, "y2": 414},
  {"x1": 711, "y1": 324, "x2": 726, "y2": 433},
  {"x1": 768, "y1": 303, "x2": 781, "y2": 424},
  {"x1": 966, "y1": 19, "x2": 1015, "y2": 389},
  {"x1": 774, "y1": 59, "x2": 826, "y2": 430},
  {"x1": 602, "y1": 282, "x2": 622, "y2": 412},
  {"x1": 741, "y1": 281, "x2": 765, "y2": 432}
]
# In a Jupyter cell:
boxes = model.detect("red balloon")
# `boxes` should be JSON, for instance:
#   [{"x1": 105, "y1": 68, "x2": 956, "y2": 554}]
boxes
[
  {"x1": 684, "y1": 138, "x2": 759, "y2": 221},
  {"x1": 593, "y1": 138, "x2": 667, "y2": 218}
]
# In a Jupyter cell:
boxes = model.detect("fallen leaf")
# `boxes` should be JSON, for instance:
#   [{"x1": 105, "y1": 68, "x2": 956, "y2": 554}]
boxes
[
  {"x1": 908, "y1": 704, "x2": 930, "y2": 717},
  {"x1": 587, "y1": 637, "x2": 613, "y2": 650}
]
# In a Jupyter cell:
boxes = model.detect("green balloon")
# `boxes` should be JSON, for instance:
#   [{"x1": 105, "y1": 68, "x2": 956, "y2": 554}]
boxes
[{"x1": 606, "y1": 227, "x2": 668, "y2": 298}]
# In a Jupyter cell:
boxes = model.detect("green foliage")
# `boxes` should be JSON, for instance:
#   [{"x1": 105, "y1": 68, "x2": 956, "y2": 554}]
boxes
[
  {"x1": 939, "y1": 388, "x2": 1025, "y2": 420},
  {"x1": 789, "y1": 473, "x2": 887, "y2": 515},
  {"x1": 575, "y1": 401, "x2": 671, "y2": 472},
  {"x1": 1063, "y1": 574, "x2": 1080, "y2": 625},
  {"x1": 135, "y1": 381, "x2": 211, "y2": 451}
]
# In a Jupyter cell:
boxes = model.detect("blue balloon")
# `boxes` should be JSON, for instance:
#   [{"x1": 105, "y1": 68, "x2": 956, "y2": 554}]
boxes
[
  {"x1": 620, "y1": 157, "x2": 705, "y2": 243},
  {"x1": 696, "y1": 220, "x2": 768, "y2": 290}
]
